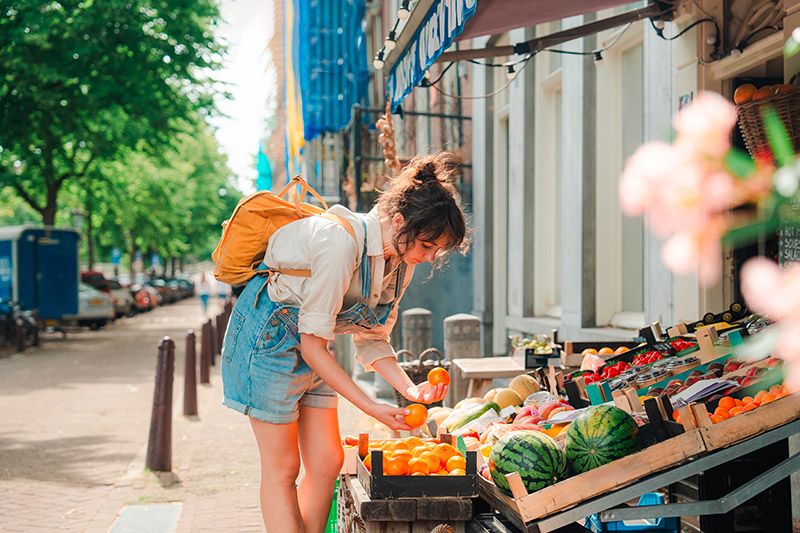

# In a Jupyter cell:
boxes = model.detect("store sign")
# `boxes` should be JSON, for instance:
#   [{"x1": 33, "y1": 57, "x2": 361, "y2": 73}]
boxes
[{"x1": 387, "y1": 0, "x2": 477, "y2": 111}]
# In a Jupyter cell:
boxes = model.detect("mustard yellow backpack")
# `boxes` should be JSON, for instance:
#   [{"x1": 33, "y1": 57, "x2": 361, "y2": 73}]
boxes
[{"x1": 212, "y1": 175, "x2": 356, "y2": 286}]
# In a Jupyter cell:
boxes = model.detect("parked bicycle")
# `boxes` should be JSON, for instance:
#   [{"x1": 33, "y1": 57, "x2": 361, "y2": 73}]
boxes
[{"x1": 0, "y1": 299, "x2": 39, "y2": 350}]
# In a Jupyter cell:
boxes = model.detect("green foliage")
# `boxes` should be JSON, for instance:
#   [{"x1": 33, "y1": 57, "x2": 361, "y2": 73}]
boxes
[
  {"x1": 762, "y1": 107, "x2": 795, "y2": 168},
  {"x1": 724, "y1": 148, "x2": 757, "y2": 179},
  {"x1": 0, "y1": 0, "x2": 226, "y2": 224}
]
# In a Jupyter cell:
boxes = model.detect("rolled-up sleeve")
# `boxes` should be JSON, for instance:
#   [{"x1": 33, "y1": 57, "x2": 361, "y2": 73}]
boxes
[
  {"x1": 353, "y1": 264, "x2": 415, "y2": 371},
  {"x1": 296, "y1": 221, "x2": 359, "y2": 340}
]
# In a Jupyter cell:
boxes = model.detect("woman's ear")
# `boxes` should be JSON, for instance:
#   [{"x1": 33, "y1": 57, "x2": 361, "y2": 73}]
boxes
[{"x1": 392, "y1": 212, "x2": 405, "y2": 231}]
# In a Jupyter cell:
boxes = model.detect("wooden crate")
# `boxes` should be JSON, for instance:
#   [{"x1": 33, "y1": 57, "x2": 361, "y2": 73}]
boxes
[
  {"x1": 357, "y1": 449, "x2": 478, "y2": 499},
  {"x1": 337, "y1": 474, "x2": 472, "y2": 533},
  {"x1": 478, "y1": 428, "x2": 707, "y2": 529}
]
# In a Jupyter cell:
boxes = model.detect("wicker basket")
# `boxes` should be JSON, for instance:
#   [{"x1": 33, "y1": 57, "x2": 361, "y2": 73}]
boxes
[
  {"x1": 737, "y1": 88, "x2": 800, "y2": 159},
  {"x1": 393, "y1": 347, "x2": 449, "y2": 408}
]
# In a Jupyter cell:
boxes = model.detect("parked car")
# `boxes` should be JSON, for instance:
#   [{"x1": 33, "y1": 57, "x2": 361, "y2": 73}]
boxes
[
  {"x1": 108, "y1": 279, "x2": 133, "y2": 318},
  {"x1": 81, "y1": 270, "x2": 111, "y2": 293},
  {"x1": 175, "y1": 278, "x2": 195, "y2": 298},
  {"x1": 62, "y1": 283, "x2": 115, "y2": 329},
  {"x1": 129, "y1": 284, "x2": 153, "y2": 313}
]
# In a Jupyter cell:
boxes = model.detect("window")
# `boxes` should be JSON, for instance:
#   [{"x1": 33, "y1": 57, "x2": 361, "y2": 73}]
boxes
[{"x1": 595, "y1": 23, "x2": 645, "y2": 329}]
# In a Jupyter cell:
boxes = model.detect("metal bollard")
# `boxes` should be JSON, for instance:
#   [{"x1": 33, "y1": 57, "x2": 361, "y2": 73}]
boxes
[
  {"x1": 199, "y1": 321, "x2": 210, "y2": 384},
  {"x1": 401, "y1": 308, "x2": 432, "y2": 356},
  {"x1": 183, "y1": 330, "x2": 197, "y2": 416},
  {"x1": 443, "y1": 313, "x2": 482, "y2": 408},
  {"x1": 208, "y1": 318, "x2": 218, "y2": 365},
  {"x1": 146, "y1": 337, "x2": 174, "y2": 472}
]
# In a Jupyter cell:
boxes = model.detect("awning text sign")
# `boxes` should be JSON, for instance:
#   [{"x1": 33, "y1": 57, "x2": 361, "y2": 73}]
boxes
[{"x1": 387, "y1": 0, "x2": 477, "y2": 111}]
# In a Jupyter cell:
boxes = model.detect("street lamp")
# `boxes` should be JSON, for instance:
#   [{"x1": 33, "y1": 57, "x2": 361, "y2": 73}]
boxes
[{"x1": 70, "y1": 209, "x2": 85, "y2": 231}]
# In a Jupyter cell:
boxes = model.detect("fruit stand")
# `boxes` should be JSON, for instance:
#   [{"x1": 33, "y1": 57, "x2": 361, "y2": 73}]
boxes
[{"x1": 340, "y1": 312, "x2": 799, "y2": 533}]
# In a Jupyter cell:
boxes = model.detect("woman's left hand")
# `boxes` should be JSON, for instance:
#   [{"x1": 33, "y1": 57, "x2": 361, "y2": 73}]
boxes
[{"x1": 404, "y1": 381, "x2": 447, "y2": 404}]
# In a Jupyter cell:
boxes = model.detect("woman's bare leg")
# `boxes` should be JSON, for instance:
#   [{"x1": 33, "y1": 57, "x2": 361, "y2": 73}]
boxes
[
  {"x1": 250, "y1": 417, "x2": 303, "y2": 532},
  {"x1": 296, "y1": 405, "x2": 344, "y2": 533}
]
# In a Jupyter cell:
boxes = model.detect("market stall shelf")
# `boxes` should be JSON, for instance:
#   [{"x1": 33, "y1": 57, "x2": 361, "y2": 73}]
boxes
[{"x1": 477, "y1": 394, "x2": 800, "y2": 533}]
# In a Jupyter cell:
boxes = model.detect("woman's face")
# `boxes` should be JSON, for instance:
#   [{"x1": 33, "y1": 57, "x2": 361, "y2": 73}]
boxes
[{"x1": 402, "y1": 235, "x2": 449, "y2": 265}]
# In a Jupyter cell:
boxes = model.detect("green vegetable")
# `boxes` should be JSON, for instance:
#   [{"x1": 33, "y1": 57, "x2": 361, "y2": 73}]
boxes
[{"x1": 447, "y1": 401, "x2": 501, "y2": 430}]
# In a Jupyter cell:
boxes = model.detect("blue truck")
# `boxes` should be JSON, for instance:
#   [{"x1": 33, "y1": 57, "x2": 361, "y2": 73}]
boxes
[{"x1": 0, "y1": 226, "x2": 80, "y2": 322}]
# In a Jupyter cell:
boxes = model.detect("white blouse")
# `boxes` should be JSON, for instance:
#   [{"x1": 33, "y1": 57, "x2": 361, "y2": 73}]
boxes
[{"x1": 262, "y1": 205, "x2": 414, "y2": 371}]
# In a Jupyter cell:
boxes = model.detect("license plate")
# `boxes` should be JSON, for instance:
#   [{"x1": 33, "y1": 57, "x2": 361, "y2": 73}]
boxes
[
  {"x1": 89, "y1": 299, "x2": 105, "y2": 306},
  {"x1": 45, "y1": 320, "x2": 56, "y2": 326}
]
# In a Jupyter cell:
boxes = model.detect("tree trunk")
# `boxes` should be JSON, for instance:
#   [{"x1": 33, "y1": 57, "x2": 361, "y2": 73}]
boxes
[
  {"x1": 41, "y1": 183, "x2": 60, "y2": 226},
  {"x1": 86, "y1": 183, "x2": 95, "y2": 269}
]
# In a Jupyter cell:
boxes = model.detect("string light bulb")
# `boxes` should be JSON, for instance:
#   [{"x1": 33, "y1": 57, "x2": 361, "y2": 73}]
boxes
[
  {"x1": 373, "y1": 50, "x2": 385, "y2": 70},
  {"x1": 398, "y1": 0, "x2": 410, "y2": 20},
  {"x1": 593, "y1": 51, "x2": 604, "y2": 66},
  {"x1": 730, "y1": 47, "x2": 742, "y2": 59},
  {"x1": 653, "y1": 20, "x2": 665, "y2": 31},
  {"x1": 384, "y1": 30, "x2": 397, "y2": 51},
  {"x1": 506, "y1": 65, "x2": 516, "y2": 80}
]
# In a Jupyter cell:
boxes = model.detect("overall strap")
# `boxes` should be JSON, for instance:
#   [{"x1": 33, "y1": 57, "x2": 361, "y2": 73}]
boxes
[
  {"x1": 393, "y1": 262, "x2": 407, "y2": 299},
  {"x1": 358, "y1": 218, "x2": 370, "y2": 299}
]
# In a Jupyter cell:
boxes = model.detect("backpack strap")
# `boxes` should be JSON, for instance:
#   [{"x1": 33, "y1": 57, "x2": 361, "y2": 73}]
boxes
[{"x1": 252, "y1": 212, "x2": 359, "y2": 307}]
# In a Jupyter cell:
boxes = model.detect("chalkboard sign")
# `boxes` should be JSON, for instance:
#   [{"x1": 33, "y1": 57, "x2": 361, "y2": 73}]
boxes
[{"x1": 778, "y1": 205, "x2": 800, "y2": 267}]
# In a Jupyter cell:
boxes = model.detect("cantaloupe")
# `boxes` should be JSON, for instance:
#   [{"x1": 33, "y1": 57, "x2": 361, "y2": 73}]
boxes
[
  {"x1": 509, "y1": 374, "x2": 541, "y2": 400},
  {"x1": 493, "y1": 388, "x2": 524, "y2": 409}
]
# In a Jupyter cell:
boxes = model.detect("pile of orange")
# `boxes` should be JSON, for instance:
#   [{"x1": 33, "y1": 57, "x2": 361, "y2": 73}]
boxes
[
  {"x1": 362, "y1": 437, "x2": 468, "y2": 476},
  {"x1": 733, "y1": 83, "x2": 796, "y2": 104},
  {"x1": 672, "y1": 384, "x2": 790, "y2": 425}
]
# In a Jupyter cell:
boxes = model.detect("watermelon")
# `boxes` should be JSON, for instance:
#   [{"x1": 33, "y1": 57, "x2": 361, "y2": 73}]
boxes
[
  {"x1": 565, "y1": 405, "x2": 639, "y2": 474},
  {"x1": 488, "y1": 430, "x2": 568, "y2": 496}
]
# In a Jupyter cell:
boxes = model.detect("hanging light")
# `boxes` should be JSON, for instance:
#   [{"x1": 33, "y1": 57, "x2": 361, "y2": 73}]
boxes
[
  {"x1": 384, "y1": 30, "x2": 397, "y2": 51},
  {"x1": 398, "y1": 0, "x2": 410, "y2": 20},
  {"x1": 593, "y1": 51, "x2": 604, "y2": 66},
  {"x1": 373, "y1": 50, "x2": 385, "y2": 70},
  {"x1": 506, "y1": 64, "x2": 516, "y2": 81}
]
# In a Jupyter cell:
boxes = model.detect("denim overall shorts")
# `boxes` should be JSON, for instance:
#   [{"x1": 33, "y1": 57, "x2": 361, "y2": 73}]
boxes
[{"x1": 221, "y1": 219, "x2": 407, "y2": 424}]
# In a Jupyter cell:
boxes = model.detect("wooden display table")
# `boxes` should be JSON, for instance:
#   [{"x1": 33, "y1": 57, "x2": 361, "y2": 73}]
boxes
[
  {"x1": 451, "y1": 356, "x2": 525, "y2": 398},
  {"x1": 336, "y1": 474, "x2": 474, "y2": 533}
]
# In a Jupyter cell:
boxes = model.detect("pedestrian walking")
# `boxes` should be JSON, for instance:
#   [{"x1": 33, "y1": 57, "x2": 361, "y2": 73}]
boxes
[
  {"x1": 198, "y1": 273, "x2": 211, "y2": 314},
  {"x1": 219, "y1": 152, "x2": 468, "y2": 533}
]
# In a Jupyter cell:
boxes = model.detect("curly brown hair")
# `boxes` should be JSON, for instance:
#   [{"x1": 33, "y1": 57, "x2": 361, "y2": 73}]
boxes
[{"x1": 376, "y1": 152, "x2": 469, "y2": 268}]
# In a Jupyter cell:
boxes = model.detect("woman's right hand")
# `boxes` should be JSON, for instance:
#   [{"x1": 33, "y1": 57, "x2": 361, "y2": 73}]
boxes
[{"x1": 368, "y1": 402, "x2": 414, "y2": 432}]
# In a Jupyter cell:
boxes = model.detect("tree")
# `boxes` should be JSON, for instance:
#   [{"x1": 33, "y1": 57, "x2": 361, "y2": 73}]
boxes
[{"x1": 0, "y1": 0, "x2": 225, "y2": 225}]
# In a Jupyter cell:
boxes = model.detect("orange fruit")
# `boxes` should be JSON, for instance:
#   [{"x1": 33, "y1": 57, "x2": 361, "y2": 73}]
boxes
[
  {"x1": 734, "y1": 399, "x2": 743, "y2": 407},
  {"x1": 428, "y1": 367, "x2": 451, "y2": 386},
  {"x1": 391, "y1": 440, "x2": 410, "y2": 451},
  {"x1": 384, "y1": 457, "x2": 409, "y2": 476},
  {"x1": 742, "y1": 403, "x2": 759, "y2": 412},
  {"x1": 769, "y1": 384, "x2": 783, "y2": 394},
  {"x1": 729, "y1": 406, "x2": 744, "y2": 416},
  {"x1": 448, "y1": 468, "x2": 466, "y2": 476},
  {"x1": 752, "y1": 86, "x2": 774, "y2": 100},
  {"x1": 363, "y1": 454, "x2": 372, "y2": 471},
  {"x1": 598, "y1": 347, "x2": 615, "y2": 355},
  {"x1": 713, "y1": 407, "x2": 730, "y2": 420},
  {"x1": 433, "y1": 443, "x2": 459, "y2": 468},
  {"x1": 709, "y1": 414, "x2": 724, "y2": 424},
  {"x1": 733, "y1": 83, "x2": 757, "y2": 104},
  {"x1": 404, "y1": 404, "x2": 428, "y2": 428},
  {"x1": 581, "y1": 348, "x2": 598, "y2": 355},
  {"x1": 405, "y1": 436, "x2": 424, "y2": 449},
  {"x1": 741, "y1": 396, "x2": 755, "y2": 405},
  {"x1": 774, "y1": 83, "x2": 796, "y2": 95},
  {"x1": 408, "y1": 458, "x2": 430, "y2": 476},
  {"x1": 718, "y1": 396, "x2": 736, "y2": 410},
  {"x1": 761, "y1": 393, "x2": 777, "y2": 404},
  {"x1": 614, "y1": 346, "x2": 629, "y2": 355},
  {"x1": 755, "y1": 390, "x2": 767, "y2": 401},
  {"x1": 419, "y1": 450, "x2": 441, "y2": 473},
  {"x1": 392, "y1": 450, "x2": 413, "y2": 463},
  {"x1": 446, "y1": 454, "x2": 466, "y2": 473}
]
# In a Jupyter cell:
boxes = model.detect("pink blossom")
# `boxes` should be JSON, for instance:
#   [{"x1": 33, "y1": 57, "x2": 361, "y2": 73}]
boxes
[
  {"x1": 673, "y1": 92, "x2": 738, "y2": 159},
  {"x1": 741, "y1": 257, "x2": 800, "y2": 391},
  {"x1": 619, "y1": 142, "x2": 677, "y2": 216},
  {"x1": 660, "y1": 221, "x2": 724, "y2": 286}
]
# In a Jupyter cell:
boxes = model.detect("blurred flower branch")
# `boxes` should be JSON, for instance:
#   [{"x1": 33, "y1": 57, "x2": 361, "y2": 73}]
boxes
[{"x1": 619, "y1": 32, "x2": 800, "y2": 390}]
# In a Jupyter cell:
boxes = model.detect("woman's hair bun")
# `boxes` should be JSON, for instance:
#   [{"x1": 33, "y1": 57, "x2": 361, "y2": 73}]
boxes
[{"x1": 417, "y1": 162, "x2": 438, "y2": 183}]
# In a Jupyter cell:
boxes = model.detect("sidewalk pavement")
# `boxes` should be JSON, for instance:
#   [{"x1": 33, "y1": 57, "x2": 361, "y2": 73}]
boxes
[
  {"x1": 112, "y1": 361, "x2": 394, "y2": 533},
  {"x1": 0, "y1": 295, "x2": 393, "y2": 533}
]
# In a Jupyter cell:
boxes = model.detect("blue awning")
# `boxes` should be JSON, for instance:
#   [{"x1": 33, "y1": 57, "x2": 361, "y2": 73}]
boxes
[{"x1": 295, "y1": 0, "x2": 369, "y2": 140}]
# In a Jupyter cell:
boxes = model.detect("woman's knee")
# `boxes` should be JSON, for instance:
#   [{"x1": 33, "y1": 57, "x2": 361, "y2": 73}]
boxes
[{"x1": 303, "y1": 445, "x2": 344, "y2": 480}]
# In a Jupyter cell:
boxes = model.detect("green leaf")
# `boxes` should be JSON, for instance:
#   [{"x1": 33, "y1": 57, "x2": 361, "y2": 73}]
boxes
[
  {"x1": 722, "y1": 216, "x2": 781, "y2": 247},
  {"x1": 785, "y1": 37, "x2": 800, "y2": 58},
  {"x1": 724, "y1": 148, "x2": 757, "y2": 178},
  {"x1": 762, "y1": 107, "x2": 795, "y2": 167}
]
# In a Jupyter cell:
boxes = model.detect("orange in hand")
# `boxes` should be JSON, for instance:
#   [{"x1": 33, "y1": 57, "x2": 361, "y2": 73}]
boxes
[
  {"x1": 428, "y1": 367, "x2": 450, "y2": 386},
  {"x1": 404, "y1": 403, "x2": 428, "y2": 428}
]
